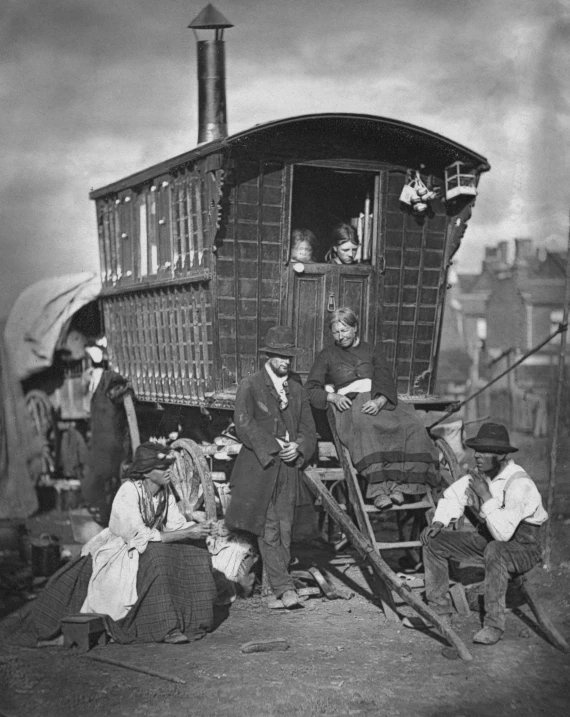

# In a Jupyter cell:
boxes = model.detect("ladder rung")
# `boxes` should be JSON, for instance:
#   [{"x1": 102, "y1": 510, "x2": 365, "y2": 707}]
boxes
[
  {"x1": 304, "y1": 468, "x2": 345, "y2": 481},
  {"x1": 376, "y1": 540, "x2": 423, "y2": 550},
  {"x1": 364, "y1": 500, "x2": 432, "y2": 512}
]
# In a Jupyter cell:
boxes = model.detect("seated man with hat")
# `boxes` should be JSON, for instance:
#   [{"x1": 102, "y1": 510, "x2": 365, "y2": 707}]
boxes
[
  {"x1": 225, "y1": 326, "x2": 317, "y2": 609},
  {"x1": 421, "y1": 422, "x2": 548, "y2": 645}
]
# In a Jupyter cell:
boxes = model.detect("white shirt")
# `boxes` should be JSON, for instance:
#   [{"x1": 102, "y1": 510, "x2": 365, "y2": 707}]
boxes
[
  {"x1": 265, "y1": 361, "x2": 288, "y2": 409},
  {"x1": 433, "y1": 459, "x2": 548, "y2": 542}
]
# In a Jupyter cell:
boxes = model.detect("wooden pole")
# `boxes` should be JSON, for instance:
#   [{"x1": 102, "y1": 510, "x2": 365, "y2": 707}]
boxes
[
  {"x1": 83, "y1": 653, "x2": 186, "y2": 684},
  {"x1": 544, "y1": 218, "x2": 570, "y2": 569},
  {"x1": 302, "y1": 470, "x2": 473, "y2": 661}
]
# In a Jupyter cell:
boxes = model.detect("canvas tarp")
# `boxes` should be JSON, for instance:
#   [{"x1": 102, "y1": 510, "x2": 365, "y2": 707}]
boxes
[
  {"x1": 0, "y1": 273, "x2": 101, "y2": 519},
  {"x1": 4, "y1": 272, "x2": 101, "y2": 382}
]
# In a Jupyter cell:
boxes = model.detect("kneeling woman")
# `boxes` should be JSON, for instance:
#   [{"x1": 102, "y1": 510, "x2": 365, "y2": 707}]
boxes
[
  {"x1": 28, "y1": 443, "x2": 217, "y2": 645},
  {"x1": 305, "y1": 308, "x2": 439, "y2": 509}
]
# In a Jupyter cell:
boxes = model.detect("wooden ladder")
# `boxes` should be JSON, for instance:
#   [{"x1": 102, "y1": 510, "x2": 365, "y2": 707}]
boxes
[{"x1": 316, "y1": 407, "x2": 438, "y2": 622}]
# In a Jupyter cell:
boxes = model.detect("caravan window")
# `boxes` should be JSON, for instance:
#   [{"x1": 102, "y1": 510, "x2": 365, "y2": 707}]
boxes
[{"x1": 290, "y1": 166, "x2": 376, "y2": 264}]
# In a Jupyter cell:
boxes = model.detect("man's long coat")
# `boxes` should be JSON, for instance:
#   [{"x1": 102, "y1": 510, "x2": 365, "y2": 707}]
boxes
[{"x1": 225, "y1": 368, "x2": 317, "y2": 537}]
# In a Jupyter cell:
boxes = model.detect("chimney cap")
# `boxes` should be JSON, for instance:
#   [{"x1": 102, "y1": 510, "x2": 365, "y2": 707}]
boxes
[{"x1": 188, "y1": 4, "x2": 233, "y2": 29}]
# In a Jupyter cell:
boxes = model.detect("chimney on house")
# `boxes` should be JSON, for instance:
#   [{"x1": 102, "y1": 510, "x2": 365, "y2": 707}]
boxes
[
  {"x1": 514, "y1": 238, "x2": 534, "y2": 265},
  {"x1": 483, "y1": 241, "x2": 509, "y2": 273},
  {"x1": 497, "y1": 241, "x2": 509, "y2": 266},
  {"x1": 188, "y1": 4, "x2": 233, "y2": 145}
]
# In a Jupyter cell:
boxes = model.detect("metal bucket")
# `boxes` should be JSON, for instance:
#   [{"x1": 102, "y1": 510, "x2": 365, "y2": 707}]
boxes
[{"x1": 31, "y1": 534, "x2": 61, "y2": 578}]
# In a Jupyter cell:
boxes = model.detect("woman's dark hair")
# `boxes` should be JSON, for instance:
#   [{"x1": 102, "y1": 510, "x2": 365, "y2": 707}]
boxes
[
  {"x1": 330, "y1": 222, "x2": 359, "y2": 247},
  {"x1": 328, "y1": 307, "x2": 359, "y2": 329}
]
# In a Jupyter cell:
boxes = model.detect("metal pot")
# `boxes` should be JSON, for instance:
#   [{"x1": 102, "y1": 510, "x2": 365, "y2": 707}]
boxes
[{"x1": 30, "y1": 533, "x2": 61, "y2": 578}]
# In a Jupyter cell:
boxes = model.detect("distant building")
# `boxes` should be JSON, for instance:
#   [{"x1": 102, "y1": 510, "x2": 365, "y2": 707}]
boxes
[{"x1": 447, "y1": 237, "x2": 566, "y2": 394}]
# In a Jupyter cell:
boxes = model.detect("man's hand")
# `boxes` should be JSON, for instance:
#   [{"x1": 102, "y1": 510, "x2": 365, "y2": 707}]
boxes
[
  {"x1": 361, "y1": 396, "x2": 388, "y2": 415},
  {"x1": 468, "y1": 469, "x2": 492, "y2": 503},
  {"x1": 327, "y1": 393, "x2": 352, "y2": 411},
  {"x1": 279, "y1": 441, "x2": 300, "y2": 463},
  {"x1": 420, "y1": 521, "x2": 444, "y2": 546},
  {"x1": 161, "y1": 524, "x2": 213, "y2": 543}
]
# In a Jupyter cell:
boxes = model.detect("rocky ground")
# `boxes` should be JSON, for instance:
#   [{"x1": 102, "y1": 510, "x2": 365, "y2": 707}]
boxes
[{"x1": 1, "y1": 433, "x2": 569, "y2": 717}]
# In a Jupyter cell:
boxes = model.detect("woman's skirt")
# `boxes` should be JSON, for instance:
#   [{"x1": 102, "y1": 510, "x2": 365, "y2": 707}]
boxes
[
  {"x1": 12, "y1": 542, "x2": 217, "y2": 645},
  {"x1": 333, "y1": 392, "x2": 440, "y2": 490}
]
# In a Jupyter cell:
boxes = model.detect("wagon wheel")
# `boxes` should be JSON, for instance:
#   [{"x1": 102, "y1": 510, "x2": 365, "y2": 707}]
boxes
[
  {"x1": 434, "y1": 436, "x2": 461, "y2": 487},
  {"x1": 171, "y1": 438, "x2": 217, "y2": 522},
  {"x1": 433, "y1": 435, "x2": 467, "y2": 534},
  {"x1": 395, "y1": 435, "x2": 462, "y2": 568},
  {"x1": 25, "y1": 389, "x2": 57, "y2": 479}
]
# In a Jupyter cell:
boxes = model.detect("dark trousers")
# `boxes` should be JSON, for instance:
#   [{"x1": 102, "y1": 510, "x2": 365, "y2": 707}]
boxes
[
  {"x1": 257, "y1": 463, "x2": 296, "y2": 598},
  {"x1": 423, "y1": 525, "x2": 542, "y2": 631}
]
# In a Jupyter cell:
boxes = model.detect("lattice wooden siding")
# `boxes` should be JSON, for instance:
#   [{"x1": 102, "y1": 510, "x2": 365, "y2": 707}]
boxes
[
  {"x1": 171, "y1": 169, "x2": 208, "y2": 274},
  {"x1": 380, "y1": 171, "x2": 449, "y2": 395},
  {"x1": 215, "y1": 160, "x2": 285, "y2": 390},
  {"x1": 101, "y1": 282, "x2": 214, "y2": 405}
]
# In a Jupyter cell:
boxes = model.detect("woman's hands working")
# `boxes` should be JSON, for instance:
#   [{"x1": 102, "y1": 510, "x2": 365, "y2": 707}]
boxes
[{"x1": 161, "y1": 522, "x2": 214, "y2": 543}]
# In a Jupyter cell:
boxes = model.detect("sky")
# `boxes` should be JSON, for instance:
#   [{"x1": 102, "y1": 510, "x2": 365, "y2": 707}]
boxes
[{"x1": 2, "y1": 0, "x2": 570, "y2": 319}]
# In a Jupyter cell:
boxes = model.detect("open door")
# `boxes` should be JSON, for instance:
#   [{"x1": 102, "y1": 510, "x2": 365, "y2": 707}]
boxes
[{"x1": 285, "y1": 164, "x2": 381, "y2": 379}]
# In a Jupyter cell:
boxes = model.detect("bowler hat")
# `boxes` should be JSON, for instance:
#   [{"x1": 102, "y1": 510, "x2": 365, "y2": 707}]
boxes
[
  {"x1": 464, "y1": 422, "x2": 518, "y2": 453},
  {"x1": 260, "y1": 326, "x2": 304, "y2": 357}
]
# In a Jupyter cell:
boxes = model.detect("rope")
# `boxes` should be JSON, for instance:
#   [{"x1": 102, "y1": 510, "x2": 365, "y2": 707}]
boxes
[{"x1": 429, "y1": 323, "x2": 567, "y2": 430}]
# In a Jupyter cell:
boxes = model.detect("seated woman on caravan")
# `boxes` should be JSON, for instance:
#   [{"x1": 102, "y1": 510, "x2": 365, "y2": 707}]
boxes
[{"x1": 305, "y1": 308, "x2": 440, "y2": 509}]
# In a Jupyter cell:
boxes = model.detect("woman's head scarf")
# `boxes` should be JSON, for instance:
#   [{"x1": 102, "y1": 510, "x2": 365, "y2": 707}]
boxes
[
  {"x1": 123, "y1": 442, "x2": 176, "y2": 481},
  {"x1": 123, "y1": 442, "x2": 176, "y2": 529}
]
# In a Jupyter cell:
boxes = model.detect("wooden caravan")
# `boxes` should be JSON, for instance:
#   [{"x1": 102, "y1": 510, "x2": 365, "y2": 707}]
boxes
[{"x1": 91, "y1": 113, "x2": 489, "y2": 415}]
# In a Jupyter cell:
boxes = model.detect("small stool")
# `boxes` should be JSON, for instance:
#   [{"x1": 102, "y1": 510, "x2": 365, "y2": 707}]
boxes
[{"x1": 61, "y1": 614, "x2": 108, "y2": 650}]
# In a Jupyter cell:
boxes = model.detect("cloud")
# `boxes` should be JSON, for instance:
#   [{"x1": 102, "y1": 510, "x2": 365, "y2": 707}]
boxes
[{"x1": 1, "y1": 0, "x2": 569, "y2": 315}]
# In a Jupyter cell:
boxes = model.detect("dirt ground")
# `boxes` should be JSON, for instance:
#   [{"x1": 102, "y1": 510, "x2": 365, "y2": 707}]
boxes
[{"x1": 1, "y1": 432, "x2": 569, "y2": 717}]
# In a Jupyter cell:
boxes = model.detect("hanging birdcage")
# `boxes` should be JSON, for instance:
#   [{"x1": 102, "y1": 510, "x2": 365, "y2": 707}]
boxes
[{"x1": 444, "y1": 161, "x2": 478, "y2": 200}]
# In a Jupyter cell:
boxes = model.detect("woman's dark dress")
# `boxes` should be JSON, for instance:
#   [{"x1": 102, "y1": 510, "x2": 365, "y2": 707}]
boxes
[{"x1": 305, "y1": 341, "x2": 439, "y2": 496}]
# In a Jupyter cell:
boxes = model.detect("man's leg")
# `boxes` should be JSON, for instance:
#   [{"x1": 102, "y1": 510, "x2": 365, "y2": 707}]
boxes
[
  {"x1": 257, "y1": 501, "x2": 296, "y2": 599},
  {"x1": 423, "y1": 530, "x2": 488, "y2": 613},
  {"x1": 483, "y1": 540, "x2": 542, "y2": 632}
]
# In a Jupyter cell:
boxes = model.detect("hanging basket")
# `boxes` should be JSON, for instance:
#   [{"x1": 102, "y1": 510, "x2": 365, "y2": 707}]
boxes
[{"x1": 400, "y1": 171, "x2": 438, "y2": 213}]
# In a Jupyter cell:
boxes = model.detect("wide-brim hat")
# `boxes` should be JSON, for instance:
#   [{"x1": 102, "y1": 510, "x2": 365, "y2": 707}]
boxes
[
  {"x1": 260, "y1": 325, "x2": 304, "y2": 357},
  {"x1": 464, "y1": 422, "x2": 518, "y2": 453}
]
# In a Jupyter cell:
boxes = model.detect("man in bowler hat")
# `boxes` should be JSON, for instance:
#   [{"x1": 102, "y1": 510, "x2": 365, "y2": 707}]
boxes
[
  {"x1": 225, "y1": 326, "x2": 317, "y2": 609},
  {"x1": 421, "y1": 422, "x2": 548, "y2": 645}
]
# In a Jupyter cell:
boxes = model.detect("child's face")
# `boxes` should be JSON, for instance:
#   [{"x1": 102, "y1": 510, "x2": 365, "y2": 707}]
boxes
[{"x1": 292, "y1": 240, "x2": 313, "y2": 262}]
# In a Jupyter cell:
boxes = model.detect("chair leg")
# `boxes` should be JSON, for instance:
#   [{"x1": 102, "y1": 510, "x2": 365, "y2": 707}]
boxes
[
  {"x1": 518, "y1": 579, "x2": 569, "y2": 654},
  {"x1": 449, "y1": 582, "x2": 471, "y2": 617}
]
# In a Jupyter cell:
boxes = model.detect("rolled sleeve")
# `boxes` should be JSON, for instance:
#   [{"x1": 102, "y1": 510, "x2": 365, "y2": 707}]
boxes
[
  {"x1": 432, "y1": 475, "x2": 471, "y2": 527},
  {"x1": 481, "y1": 479, "x2": 539, "y2": 542}
]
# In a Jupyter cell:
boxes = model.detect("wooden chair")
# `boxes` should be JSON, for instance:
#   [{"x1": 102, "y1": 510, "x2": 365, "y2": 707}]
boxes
[{"x1": 458, "y1": 567, "x2": 569, "y2": 653}]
